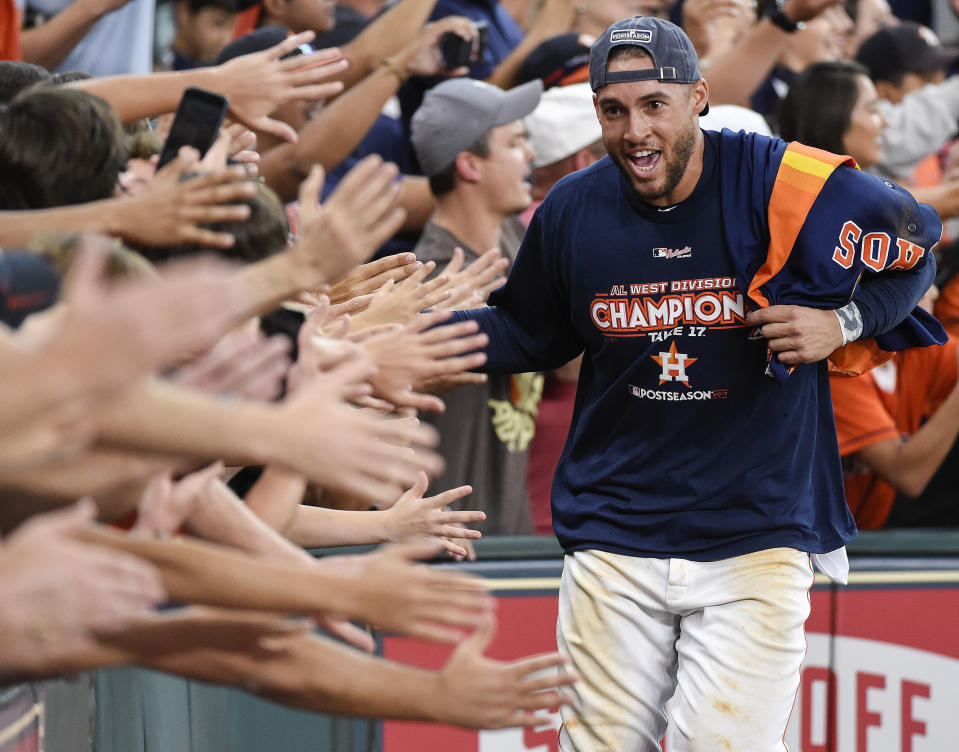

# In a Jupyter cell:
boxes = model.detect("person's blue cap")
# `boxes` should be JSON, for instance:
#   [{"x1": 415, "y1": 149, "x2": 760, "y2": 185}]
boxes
[
  {"x1": 0, "y1": 250, "x2": 60, "y2": 329},
  {"x1": 589, "y1": 16, "x2": 709, "y2": 114}
]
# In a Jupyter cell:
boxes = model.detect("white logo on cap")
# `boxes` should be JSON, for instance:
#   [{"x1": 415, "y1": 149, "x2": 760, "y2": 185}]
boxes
[{"x1": 610, "y1": 29, "x2": 652, "y2": 43}]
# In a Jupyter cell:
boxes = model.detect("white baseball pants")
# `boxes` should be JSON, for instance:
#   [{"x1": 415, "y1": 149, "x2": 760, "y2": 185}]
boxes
[{"x1": 557, "y1": 547, "x2": 813, "y2": 752}]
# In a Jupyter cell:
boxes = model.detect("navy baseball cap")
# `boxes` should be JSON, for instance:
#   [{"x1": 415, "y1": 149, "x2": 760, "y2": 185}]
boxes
[
  {"x1": 589, "y1": 16, "x2": 708, "y2": 114},
  {"x1": 0, "y1": 250, "x2": 60, "y2": 329},
  {"x1": 855, "y1": 22, "x2": 959, "y2": 83},
  {"x1": 515, "y1": 33, "x2": 593, "y2": 89}
]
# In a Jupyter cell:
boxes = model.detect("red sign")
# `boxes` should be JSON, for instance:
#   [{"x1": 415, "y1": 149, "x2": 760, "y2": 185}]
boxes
[{"x1": 383, "y1": 576, "x2": 959, "y2": 752}]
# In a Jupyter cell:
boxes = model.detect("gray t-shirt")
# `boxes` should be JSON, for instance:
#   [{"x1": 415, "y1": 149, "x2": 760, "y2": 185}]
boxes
[
  {"x1": 413, "y1": 219, "x2": 539, "y2": 535},
  {"x1": 25, "y1": 0, "x2": 154, "y2": 75}
]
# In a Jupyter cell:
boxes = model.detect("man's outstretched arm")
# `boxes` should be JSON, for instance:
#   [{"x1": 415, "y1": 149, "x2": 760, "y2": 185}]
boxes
[{"x1": 450, "y1": 209, "x2": 585, "y2": 374}]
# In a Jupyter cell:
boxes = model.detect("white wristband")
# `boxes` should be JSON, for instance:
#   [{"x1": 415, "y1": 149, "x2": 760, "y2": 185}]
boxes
[{"x1": 834, "y1": 302, "x2": 863, "y2": 346}]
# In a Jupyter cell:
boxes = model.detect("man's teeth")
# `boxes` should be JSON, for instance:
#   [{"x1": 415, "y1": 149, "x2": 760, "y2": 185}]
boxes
[{"x1": 628, "y1": 150, "x2": 659, "y2": 172}]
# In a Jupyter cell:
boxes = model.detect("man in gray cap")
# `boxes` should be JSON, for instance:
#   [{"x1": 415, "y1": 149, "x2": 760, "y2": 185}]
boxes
[
  {"x1": 445, "y1": 15, "x2": 942, "y2": 751},
  {"x1": 410, "y1": 77, "x2": 542, "y2": 537}
]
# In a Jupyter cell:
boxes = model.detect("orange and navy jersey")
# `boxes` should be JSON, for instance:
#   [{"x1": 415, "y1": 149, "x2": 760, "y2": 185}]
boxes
[
  {"x1": 722, "y1": 137, "x2": 945, "y2": 380},
  {"x1": 830, "y1": 337, "x2": 958, "y2": 528}
]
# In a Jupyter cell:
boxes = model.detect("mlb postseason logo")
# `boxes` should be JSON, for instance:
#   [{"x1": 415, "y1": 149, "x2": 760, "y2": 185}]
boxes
[{"x1": 610, "y1": 29, "x2": 652, "y2": 43}]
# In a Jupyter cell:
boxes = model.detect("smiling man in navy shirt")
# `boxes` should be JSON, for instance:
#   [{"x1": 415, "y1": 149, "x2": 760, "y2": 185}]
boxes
[{"x1": 452, "y1": 14, "x2": 944, "y2": 752}]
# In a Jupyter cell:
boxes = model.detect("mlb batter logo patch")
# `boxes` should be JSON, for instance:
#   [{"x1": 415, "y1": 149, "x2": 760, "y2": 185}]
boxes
[
  {"x1": 652, "y1": 246, "x2": 692, "y2": 259},
  {"x1": 610, "y1": 29, "x2": 652, "y2": 43}
]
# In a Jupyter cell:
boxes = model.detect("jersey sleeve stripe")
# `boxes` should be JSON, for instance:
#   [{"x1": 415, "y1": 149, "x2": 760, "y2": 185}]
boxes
[{"x1": 748, "y1": 142, "x2": 857, "y2": 309}]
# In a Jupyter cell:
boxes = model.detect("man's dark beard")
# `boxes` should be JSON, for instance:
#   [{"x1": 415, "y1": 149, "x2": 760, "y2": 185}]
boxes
[{"x1": 608, "y1": 117, "x2": 697, "y2": 204}]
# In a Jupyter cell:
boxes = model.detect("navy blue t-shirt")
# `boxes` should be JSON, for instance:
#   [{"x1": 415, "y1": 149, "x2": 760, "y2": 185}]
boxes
[{"x1": 457, "y1": 131, "x2": 859, "y2": 560}]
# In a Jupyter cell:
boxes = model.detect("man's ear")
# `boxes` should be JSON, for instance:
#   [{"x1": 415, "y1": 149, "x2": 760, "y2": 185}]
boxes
[
  {"x1": 691, "y1": 78, "x2": 709, "y2": 116},
  {"x1": 455, "y1": 151, "x2": 483, "y2": 184}
]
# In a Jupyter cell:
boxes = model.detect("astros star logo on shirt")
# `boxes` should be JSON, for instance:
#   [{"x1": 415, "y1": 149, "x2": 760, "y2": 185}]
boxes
[{"x1": 651, "y1": 341, "x2": 697, "y2": 386}]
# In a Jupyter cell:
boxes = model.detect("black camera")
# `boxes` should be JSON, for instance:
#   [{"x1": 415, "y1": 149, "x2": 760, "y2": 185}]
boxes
[{"x1": 441, "y1": 20, "x2": 489, "y2": 70}]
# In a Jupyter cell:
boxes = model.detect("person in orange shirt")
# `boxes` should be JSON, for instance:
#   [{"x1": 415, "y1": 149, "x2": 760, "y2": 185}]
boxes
[
  {"x1": 0, "y1": 0, "x2": 21, "y2": 60},
  {"x1": 931, "y1": 140, "x2": 959, "y2": 338},
  {"x1": 831, "y1": 287, "x2": 959, "y2": 528},
  {"x1": 934, "y1": 269, "x2": 959, "y2": 336}
]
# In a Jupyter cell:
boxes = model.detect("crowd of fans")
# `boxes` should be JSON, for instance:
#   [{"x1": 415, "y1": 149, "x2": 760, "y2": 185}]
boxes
[{"x1": 0, "y1": 0, "x2": 958, "y2": 745}]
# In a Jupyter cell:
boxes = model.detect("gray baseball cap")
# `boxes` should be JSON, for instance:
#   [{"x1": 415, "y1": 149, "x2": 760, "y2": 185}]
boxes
[
  {"x1": 411, "y1": 78, "x2": 544, "y2": 177},
  {"x1": 589, "y1": 16, "x2": 708, "y2": 114}
]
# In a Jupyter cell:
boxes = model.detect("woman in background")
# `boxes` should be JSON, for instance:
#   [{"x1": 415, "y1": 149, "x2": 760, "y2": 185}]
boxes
[{"x1": 779, "y1": 60, "x2": 885, "y2": 169}]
